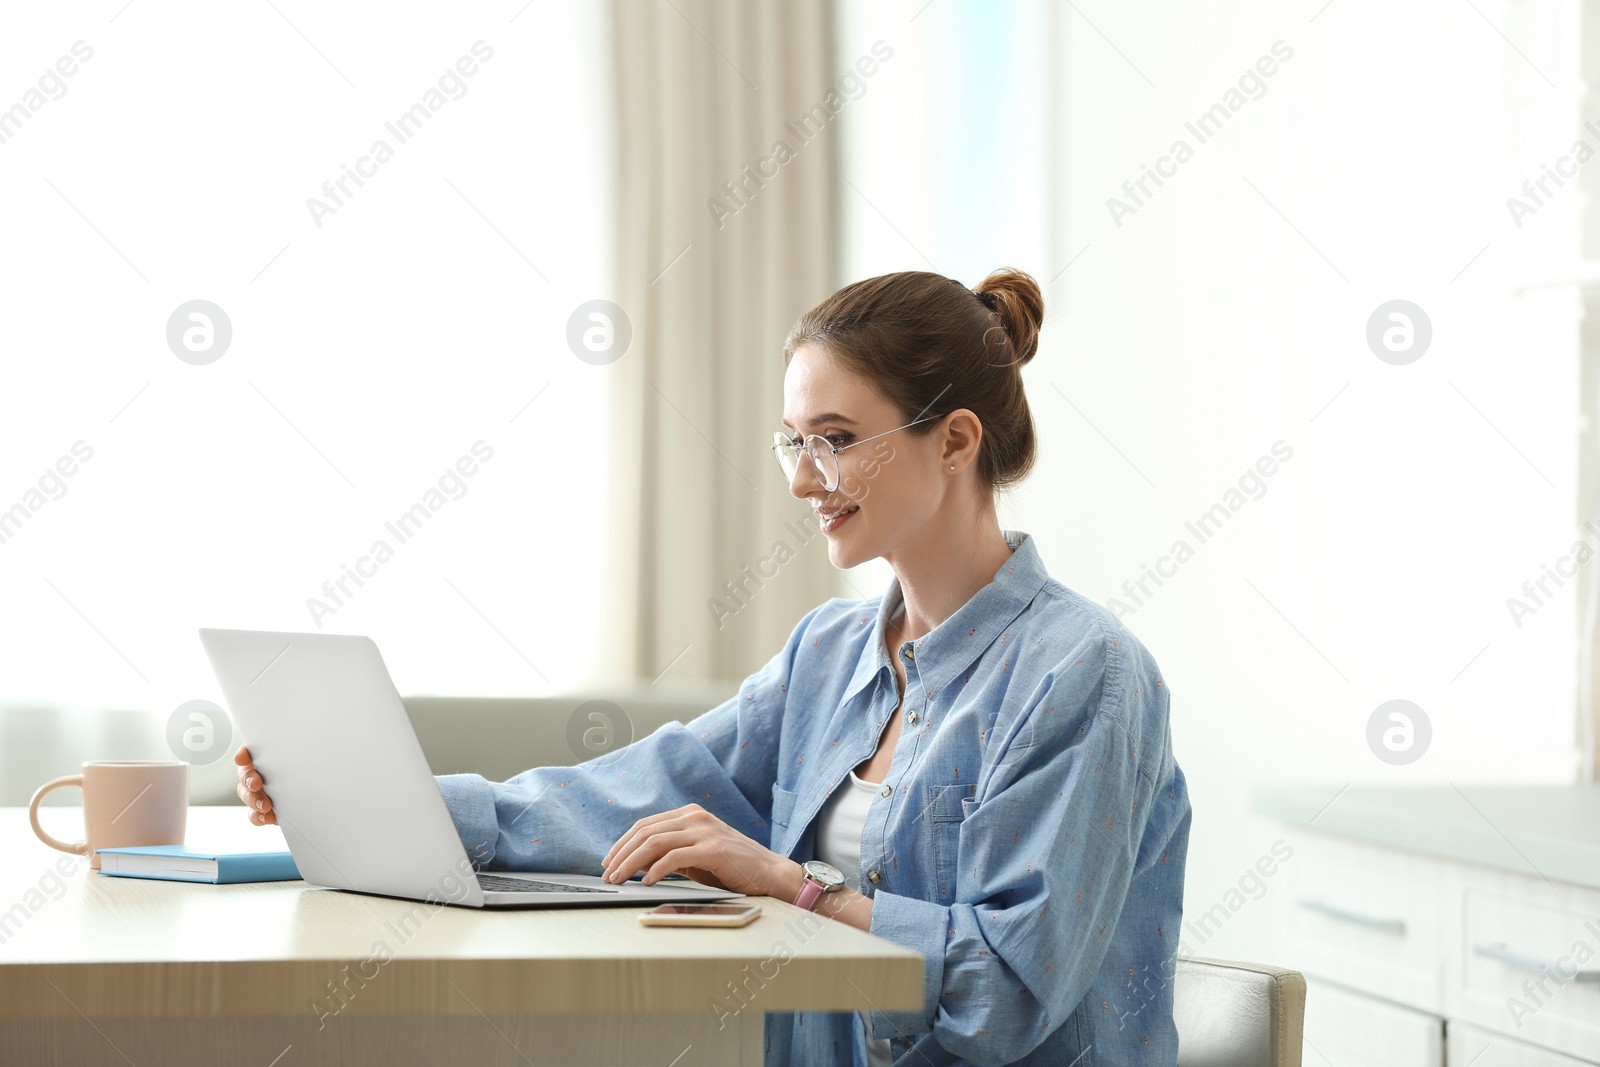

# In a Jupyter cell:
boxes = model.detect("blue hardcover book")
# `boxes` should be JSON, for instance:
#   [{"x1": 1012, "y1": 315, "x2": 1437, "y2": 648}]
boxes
[{"x1": 94, "y1": 845, "x2": 301, "y2": 884}]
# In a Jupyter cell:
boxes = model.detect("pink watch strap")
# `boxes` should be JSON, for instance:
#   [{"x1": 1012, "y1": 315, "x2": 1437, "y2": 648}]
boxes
[{"x1": 794, "y1": 874, "x2": 825, "y2": 911}]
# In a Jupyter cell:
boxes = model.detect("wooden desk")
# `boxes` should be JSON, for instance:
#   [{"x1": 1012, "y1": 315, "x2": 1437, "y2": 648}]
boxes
[{"x1": 1, "y1": 806, "x2": 923, "y2": 1066}]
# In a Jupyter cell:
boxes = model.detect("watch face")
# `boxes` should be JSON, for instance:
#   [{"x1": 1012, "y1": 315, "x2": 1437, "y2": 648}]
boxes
[{"x1": 803, "y1": 860, "x2": 845, "y2": 888}]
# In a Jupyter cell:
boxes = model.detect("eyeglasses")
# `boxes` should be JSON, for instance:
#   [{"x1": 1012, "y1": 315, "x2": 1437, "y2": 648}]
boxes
[{"x1": 771, "y1": 415, "x2": 942, "y2": 492}]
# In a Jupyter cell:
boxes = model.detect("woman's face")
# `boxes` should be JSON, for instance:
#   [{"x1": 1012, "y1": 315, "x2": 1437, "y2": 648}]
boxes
[{"x1": 781, "y1": 344, "x2": 948, "y2": 570}]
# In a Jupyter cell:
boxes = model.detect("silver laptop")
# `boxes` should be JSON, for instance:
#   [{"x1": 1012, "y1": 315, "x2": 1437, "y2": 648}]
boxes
[{"x1": 199, "y1": 628, "x2": 741, "y2": 909}]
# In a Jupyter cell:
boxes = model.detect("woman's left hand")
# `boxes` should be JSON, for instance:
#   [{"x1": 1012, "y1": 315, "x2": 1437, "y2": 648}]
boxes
[{"x1": 600, "y1": 803, "x2": 799, "y2": 898}]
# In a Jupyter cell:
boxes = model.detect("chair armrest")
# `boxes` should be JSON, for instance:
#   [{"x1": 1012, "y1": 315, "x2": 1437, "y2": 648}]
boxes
[{"x1": 1174, "y1": 956, "x2": 1306, "y2": 1067}]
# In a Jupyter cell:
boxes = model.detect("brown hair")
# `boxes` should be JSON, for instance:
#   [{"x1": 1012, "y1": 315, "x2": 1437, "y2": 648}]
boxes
[{"x1": 782, "y1": 267, "x2": 1044, "y2": 492}]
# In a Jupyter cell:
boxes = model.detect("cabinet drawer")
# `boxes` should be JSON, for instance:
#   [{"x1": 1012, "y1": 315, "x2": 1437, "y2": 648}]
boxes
[
  {"x1": 1284, "y1": 831, "x2": 1449, "y2": 1011},
  {"x1": 1303, "y1": 977, "x2": 1443, "y2": 1067},
  {"x1": 1448, "y1": 1022, "x2": 1600, "y2": 1067},
  {"x1": 1456, "y1": 889, "x2": 1600, "y2": 1063}
]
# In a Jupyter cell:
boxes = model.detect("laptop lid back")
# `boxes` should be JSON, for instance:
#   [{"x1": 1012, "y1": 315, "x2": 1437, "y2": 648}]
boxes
[{"x1": 199, "y1": 628, "x2": 487, "y2": 907}]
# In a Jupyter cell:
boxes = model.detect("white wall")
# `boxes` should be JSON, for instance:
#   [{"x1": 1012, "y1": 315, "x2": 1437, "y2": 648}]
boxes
[{"x1": 837, "y1": 0, "x2": 1585, "y2": 964}]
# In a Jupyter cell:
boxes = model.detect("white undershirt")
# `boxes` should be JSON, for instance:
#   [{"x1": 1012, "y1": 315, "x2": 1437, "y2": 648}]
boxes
[{"x1": 814, "y1": 769, "x2": 896, "y2": 1067}]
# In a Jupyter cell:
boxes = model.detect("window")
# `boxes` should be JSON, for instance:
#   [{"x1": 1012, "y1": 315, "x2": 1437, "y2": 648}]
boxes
[{"x1": 0, "y1": 4, "x2": 616, "y2": 726}]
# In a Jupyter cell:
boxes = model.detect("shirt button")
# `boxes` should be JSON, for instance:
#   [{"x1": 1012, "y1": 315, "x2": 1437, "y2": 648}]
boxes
[
  {"x1": 907, "y1": 711, "x2": 917, "y2": 723},
  {"x1": 868, "y1": 869, "x2": 880, "y2": 883},
  {"x1": 880, "y1": 785, "x2": 892, "y2": 797},
  {"x1": 902, "y1": 645, "x2": 915, "y2": 662}
]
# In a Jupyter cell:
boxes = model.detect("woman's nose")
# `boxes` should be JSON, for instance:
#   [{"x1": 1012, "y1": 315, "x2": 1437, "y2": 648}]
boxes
[{"x1": 788, "y1": 448, "x2": 823, "y2": 498}]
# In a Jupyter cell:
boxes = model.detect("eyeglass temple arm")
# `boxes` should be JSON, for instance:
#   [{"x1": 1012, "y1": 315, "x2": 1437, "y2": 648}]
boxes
[{"x1": 835, "y1": 413, "x2": 940, "y2": 452}]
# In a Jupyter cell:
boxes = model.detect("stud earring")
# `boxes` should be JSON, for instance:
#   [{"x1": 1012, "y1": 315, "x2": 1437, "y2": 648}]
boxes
[{"x1": 949, "y1": 465, "x2": 956, "y2": 471}]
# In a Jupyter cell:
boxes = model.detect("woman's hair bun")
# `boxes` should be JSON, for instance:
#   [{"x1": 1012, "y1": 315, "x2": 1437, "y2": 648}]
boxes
[{"x1": 973, "y1": 267, "x2": 1044, "y2": 367}]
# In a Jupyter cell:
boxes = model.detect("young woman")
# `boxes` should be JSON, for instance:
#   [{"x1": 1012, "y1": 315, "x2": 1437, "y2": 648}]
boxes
[{"x1": 237, "y1": 267, "x2": 1192, "y2": 1066}]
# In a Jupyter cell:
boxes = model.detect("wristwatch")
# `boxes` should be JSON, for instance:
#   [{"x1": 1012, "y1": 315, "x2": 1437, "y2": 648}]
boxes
[{"x1": 793, "y1": 859, "x2": 846, "y2": 911}]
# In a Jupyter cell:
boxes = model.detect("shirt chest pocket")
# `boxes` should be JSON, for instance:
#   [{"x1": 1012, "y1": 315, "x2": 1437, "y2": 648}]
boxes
[{"x1": 928, "y1": 784, "x2": 976, "y2": 901}]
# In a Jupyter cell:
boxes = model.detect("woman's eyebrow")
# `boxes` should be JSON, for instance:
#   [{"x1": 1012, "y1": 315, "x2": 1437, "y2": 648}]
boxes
[{"x1": 781, "y1": 412, "x2": 859, "y2": 430}]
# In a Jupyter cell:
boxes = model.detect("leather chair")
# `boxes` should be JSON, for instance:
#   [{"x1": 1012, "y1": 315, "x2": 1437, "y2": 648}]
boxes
[{"x1": 1174, "y1": 957, "x2": 1306, "y2": 1067}]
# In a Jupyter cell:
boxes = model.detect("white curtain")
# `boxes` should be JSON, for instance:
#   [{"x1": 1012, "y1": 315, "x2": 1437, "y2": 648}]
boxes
[{"x1": 606, "y1": 0, "x2": 843, "y2": 684}]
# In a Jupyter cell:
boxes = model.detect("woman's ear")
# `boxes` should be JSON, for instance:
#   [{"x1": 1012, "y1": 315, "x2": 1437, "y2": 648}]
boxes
[{"x1": 940, "y1": 409, "x2": 983, "y2": 471}]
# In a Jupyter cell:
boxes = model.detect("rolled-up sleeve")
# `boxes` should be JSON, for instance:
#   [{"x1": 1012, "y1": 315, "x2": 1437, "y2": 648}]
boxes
[
  {"x1": 435, "y1": 602, "x2": 827, "y2": 874},
  {"x1": 868, "y1": 629, "x2": 1164, "y2": 1064}
]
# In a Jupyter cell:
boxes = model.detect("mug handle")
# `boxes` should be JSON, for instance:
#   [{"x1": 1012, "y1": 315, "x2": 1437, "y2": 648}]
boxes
[{"x1": 28, "y1": 775, "x2": 88, "y2": 855}]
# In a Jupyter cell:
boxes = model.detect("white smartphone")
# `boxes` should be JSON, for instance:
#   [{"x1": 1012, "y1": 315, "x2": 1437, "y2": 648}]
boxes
[{"x1": 637, "y1": 902, "x2": 763, "y2": 927}]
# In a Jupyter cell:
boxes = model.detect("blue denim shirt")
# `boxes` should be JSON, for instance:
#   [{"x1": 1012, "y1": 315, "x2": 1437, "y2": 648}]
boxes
[{"x1": 437, "y1": 529, "x2": 1191, "y2": 1066}]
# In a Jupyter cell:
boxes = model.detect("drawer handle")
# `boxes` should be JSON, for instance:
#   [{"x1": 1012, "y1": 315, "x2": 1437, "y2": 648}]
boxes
[
  {"x1": 1295, "y1": 898, "x2": 1406, "y2": 933},
  {"x1": 1473, "y1": 942, "x2": 1600, "y2": 982}
]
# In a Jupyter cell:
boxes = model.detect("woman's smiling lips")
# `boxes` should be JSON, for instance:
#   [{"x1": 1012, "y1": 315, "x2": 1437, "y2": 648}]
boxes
[{"x1": 816, "y1": 505, "x2": 859, "y2": 532}]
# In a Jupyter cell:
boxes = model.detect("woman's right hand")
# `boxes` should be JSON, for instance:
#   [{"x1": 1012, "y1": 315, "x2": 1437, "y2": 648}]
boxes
[{"x1": 234, "y1": 744, "x2": 278, "y2": 826}]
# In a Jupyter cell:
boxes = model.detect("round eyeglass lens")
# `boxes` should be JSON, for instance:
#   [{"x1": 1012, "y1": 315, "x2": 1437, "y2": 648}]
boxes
[
  {"x1": 773, "y1": 432, "x2": 801, "y2": 481},
  {"x1": 806, "y1": 436, "x2": 839, "y2": 491}
]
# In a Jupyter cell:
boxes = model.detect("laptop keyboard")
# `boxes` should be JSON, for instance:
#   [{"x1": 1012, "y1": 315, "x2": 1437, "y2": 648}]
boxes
[{"x1": 477, "y1": 873, "x2": 619, "y2": 894}]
